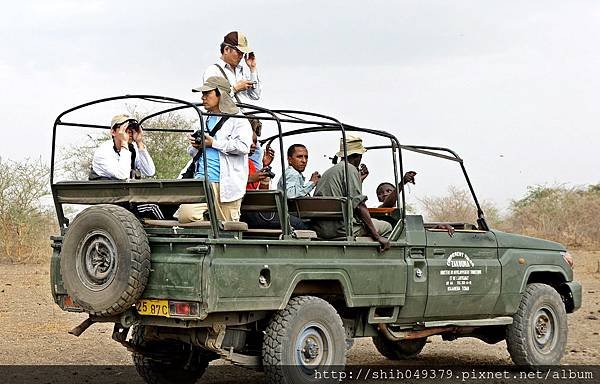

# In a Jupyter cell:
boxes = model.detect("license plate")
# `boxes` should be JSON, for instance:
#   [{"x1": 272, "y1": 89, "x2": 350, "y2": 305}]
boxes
[{"x1": 136, "y1": 299, "x2": 170, "y2": 317}]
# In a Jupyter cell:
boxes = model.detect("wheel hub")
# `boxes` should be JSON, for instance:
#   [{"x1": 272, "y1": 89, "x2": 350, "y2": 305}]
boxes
[
  {"x1": 87, "y1": 241, "x2": 112, "y2": 279},
  {"x1": 302, "y1": 338, "x2": 320, "y2": 360},
  {"x1": 536, "y1": 316, "x2": 548, "y2": 337},
  {"x1": 76, "y1": 230, "x2": 118, "y2": 291},
  {"x1": 532, "y1": 306, "x2": 556, "y2": 351},
  {"x1": 295, "y1": 322, "x2": 332, "y2": 370}
]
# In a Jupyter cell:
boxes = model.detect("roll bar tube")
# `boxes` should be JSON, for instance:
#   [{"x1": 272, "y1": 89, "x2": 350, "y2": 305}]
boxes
[{"x1": 51, "y1": 94, "x2": 219, "y2": 236}]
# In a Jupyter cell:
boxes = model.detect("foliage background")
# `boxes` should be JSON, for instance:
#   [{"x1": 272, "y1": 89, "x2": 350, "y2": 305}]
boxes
[{"x1": 1, "y1": 111, "x2": 598, "y2": 263}]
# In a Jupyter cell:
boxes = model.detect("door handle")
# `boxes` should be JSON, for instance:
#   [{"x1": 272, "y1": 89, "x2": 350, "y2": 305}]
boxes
[
  {"x1": 433, "y1": 249, "x2": 446, "y2": 256},
  {"x1": 409, "y1": 248, "x2": 425, "y2": 259}
]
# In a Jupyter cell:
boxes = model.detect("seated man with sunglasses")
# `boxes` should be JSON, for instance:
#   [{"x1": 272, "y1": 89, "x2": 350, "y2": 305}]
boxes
[
  {"x1": 90, "y1": 114, "x2": 164, "y2": 219},
  {"x1": 90, "y1": 114, "x2": 155, "y2": 180}
]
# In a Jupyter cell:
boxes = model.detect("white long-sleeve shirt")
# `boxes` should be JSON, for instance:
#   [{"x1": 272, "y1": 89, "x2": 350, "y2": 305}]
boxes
[
  {"x1": 203, "y1": 58, "x2": 261, "y2": 102},
  {"x1": 92, "y1": 140, "x2": 155, "y2": 180},
  {"x1": 188, "y1": 115, "x2": 253, "y2": 202}
]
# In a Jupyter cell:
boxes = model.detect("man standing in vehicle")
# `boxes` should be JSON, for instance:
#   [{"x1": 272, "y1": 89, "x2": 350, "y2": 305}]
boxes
[
  {"x1": 203, "y1": 31, "x2": 261, "y2": 103},
  {"x1": 203, "y1": 31, "x2": 263, "y2": 169},
  {"x1": 312, "y1": 136, "x2": 391, "y2": 251},
  {"x1": 186, "y1": 76, "x2": 253, "y2": 222},
  {"x1": 278, "y1": 144, "x2": 321, "y2": 198}
]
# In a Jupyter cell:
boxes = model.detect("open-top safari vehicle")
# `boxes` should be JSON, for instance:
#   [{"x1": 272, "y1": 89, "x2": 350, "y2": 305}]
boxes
[{"x1": 50, "y1": 95, "x2": 581, "y2": 384}]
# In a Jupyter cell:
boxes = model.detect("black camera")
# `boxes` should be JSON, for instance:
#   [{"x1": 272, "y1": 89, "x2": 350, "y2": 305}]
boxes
[
  {"x1": 191, "y1": 129, "x2": 203, "y2": 145},
  {"x1": 262, "y1": 166, "x2": 275, "y2": 179}
]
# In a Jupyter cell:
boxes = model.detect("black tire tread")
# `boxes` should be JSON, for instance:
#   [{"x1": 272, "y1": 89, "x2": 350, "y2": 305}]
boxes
[
  {"x1": 61, "y1": 204, "x2": 150, "y2": 316},
  {"x1": 507, "y1": 283, "x2": 567, "y2": 366},
  {"x1": 262, "y1": 296, "x2": 346, "y2": 384},
  {"x1": 132, "y1": 325, "x2": 208, "y2": 384},
  {"x1": 372, "y1": 336, "x2": 427, "y2": 360}
]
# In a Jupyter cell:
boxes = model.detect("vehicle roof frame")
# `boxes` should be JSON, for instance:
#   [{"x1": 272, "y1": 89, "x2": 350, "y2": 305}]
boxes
[
  {"x1": 260, "y1": 123, "x2": 405, "y2": 230},
  {"x1": 51, "y1": 95, "x2": 488, "y2": 238},
  {"x1": 50, "y1": 94, "x2": 222, "y2": 235}
]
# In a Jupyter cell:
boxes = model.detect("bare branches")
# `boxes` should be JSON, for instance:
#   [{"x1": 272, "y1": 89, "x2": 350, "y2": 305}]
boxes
[{"x1": 0, "y1": 157, "x2": 56, "y2": 263}]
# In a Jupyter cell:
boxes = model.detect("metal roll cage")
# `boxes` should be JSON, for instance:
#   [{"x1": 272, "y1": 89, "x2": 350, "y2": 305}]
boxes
[{"x1": 51, "y1": 94, "x2": 488, "y2": 237}]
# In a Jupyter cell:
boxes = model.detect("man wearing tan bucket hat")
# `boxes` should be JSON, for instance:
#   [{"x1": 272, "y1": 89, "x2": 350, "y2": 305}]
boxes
[
  {"x1": 312, "y1": 135, "x2": 392, "y2": 252},
  {"x1": 180, "y1": 76, "x2": 253, "y2": 223}
]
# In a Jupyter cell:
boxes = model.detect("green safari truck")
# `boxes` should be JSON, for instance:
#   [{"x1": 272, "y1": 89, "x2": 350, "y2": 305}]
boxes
[{"x1": 50, "y1": 95, "x2": 581, "y2": 384}]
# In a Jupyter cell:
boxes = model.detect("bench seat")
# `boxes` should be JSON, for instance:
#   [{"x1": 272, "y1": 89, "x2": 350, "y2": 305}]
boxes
[{"x1": 143, "y1": 219, "x2": 248, "y2": 231}]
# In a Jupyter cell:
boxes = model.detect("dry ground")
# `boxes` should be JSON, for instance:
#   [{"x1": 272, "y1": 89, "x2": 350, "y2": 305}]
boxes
[{"x1": 0, "y1": 251, "x2": 598, "y2": 383}]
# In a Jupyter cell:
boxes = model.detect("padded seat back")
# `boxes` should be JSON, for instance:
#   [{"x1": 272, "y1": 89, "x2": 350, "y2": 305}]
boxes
[
  {"x1": 241, "y1": 190, "x2": 284, "y2": 212},
  {"x1": 288, "y1": 197, "x2": 347, "y2": 220}
]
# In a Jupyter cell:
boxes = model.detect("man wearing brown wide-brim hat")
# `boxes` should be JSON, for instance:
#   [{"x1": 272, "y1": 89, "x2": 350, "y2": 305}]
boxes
[{"x1": 312, "y1": 135, "x2": 392, "y2": 252}]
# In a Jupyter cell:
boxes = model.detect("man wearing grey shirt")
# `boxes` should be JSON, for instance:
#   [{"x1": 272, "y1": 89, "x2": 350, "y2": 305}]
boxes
[{"x1": 277, "y1": 144, "x2": 321, "y2": 198}]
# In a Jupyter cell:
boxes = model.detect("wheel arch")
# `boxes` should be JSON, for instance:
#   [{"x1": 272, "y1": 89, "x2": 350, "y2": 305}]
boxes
[
  {"x1": 521, "y1": 266, "x2": 574, "y2": 312},
  {"x1": 521, "y1": 266, "x2": 568, "y2": 292},
  {"x1": 281, "y1": 271, "x2": 354, "y2": 310}
]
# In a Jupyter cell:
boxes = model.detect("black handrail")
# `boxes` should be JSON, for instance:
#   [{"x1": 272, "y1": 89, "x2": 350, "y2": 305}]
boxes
[
  {"x1": 51, "y1": 94, "x2": 219, "y2": 236},
  {"x1": 51, "y1": 96, "x2": 488, "y2": 238}
]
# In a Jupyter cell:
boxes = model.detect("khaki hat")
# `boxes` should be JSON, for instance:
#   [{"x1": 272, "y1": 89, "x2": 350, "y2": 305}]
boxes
[
  {"x1": 192, "y1": 76, "x2": 239, "y2": 114},
  {"x1": 222, "y1": 31, "x2": 252, "y2": 53},
  {"x1": 336, "y1": 135, "x2": 368, "y2": 158},
  {"x1": 110, "y1": 114, "x2": 136, "y2": 129}
]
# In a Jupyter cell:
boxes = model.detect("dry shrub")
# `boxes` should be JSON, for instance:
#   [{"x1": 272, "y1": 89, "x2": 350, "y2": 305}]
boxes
[
  {"x1": 133, "y1": 111, "x2": 194, "y2": 179},
  {"x1": 0, "y1": 157, "x2": 57, "y2": 264},
  {"x1": 419, "y1": 186, "x2": 502, "y2": 226},
  {"x1": 57, "y1": 133, "x2": 106, "y2": 181},
  {"x1": 505, "y1": 185, "x2": 600, "y2": 248}
]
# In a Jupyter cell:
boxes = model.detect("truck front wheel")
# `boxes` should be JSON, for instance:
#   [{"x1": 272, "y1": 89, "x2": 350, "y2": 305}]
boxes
[
  {"x1": 262, "y1": 296, "x2": 346, "y2": 384},
  {"x1": 507, "y1": 283, "x2": 568, "y2": 365},
  {"x1": 372, "y1": 336, "x2": 427, "y2": 360}
]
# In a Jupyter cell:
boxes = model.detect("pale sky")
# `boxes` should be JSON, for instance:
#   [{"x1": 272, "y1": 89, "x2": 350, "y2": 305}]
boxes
[{"x1": 1, "y1": 0, "x2": 598, "y2": 211}]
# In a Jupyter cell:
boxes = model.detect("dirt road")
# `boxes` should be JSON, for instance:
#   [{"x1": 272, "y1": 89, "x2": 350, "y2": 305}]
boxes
[{"x1": 0, "y1": 251, "x2": 598, "y2": 383}]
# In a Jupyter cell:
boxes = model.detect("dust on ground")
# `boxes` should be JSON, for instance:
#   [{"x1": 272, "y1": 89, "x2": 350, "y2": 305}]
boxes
[{"x1": 0, "y1": 250, "x2": 598, "y2": 383}]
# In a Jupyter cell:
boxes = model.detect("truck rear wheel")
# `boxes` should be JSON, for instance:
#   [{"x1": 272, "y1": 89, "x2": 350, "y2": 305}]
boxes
[
  {"x1": 507, "y1": 283, "x2": 568, "y2": 365},
  {"x1": 132, "y1": 325, "x2": 212, "y2": 384},
  {"x1": 262, "y1": 296, "x2": 346, "y2": 384},
  {"x1": 60, "y1": 204, "x2": 150, "y2": 316},
  {"x1": 372, "y1": 336, "x2": 427, "y2": 360}
]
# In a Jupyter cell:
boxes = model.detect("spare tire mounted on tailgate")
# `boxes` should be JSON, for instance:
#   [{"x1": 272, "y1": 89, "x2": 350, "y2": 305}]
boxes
[{"x1": 60, "y1": 204, "x2": 151, "y2": 316}]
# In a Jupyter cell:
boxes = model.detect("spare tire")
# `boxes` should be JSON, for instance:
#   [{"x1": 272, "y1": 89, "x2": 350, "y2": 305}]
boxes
[{"x1": 60, "y1": 204, "x2": 151, "y2": 316}]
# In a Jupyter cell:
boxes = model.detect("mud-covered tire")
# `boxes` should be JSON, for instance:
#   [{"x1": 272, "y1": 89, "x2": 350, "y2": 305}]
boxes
[
  {"x1": 60, "y1": 204, "x2": 150, "y2": 316},
  {"x1": 132, "y1": 325, "x2": 210, "y2": 384},
  {"x1": 262, "y1": 296, "x2": 346, "y2": 384},
  {"x1": 372, "y1": 336, "x2": 427, "y2": 360},
  {"x1": 507, "y1": 283, "x2": 568, "y2": 366}
]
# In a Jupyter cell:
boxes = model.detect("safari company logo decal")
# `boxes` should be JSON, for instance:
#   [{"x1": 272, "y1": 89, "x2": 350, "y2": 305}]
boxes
[
  {"x1": 446, "y1": 252, "x2": 475, "y2": 268},
  {"x1": 440, "y1": 251, "x2": 481, "y2": 292}
]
